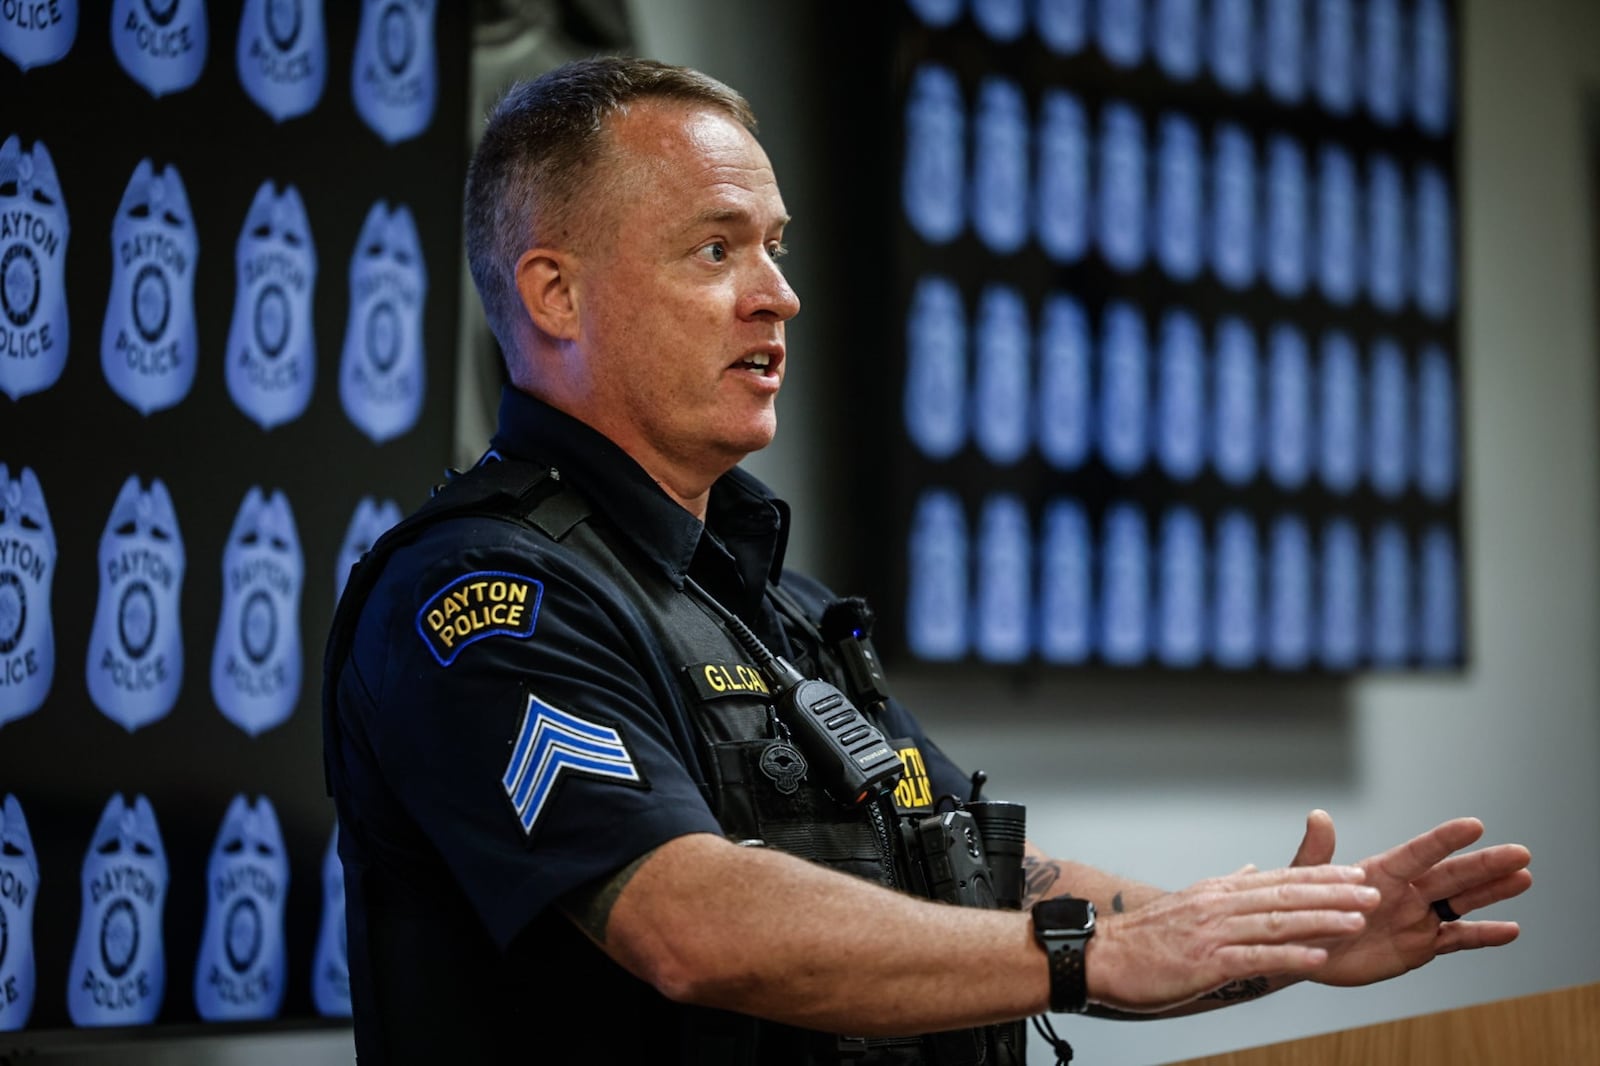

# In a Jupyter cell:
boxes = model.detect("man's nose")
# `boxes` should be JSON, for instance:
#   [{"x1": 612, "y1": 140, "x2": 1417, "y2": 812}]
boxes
[{"x1": 741, "y1": 257, "x2": 801, "y2": 322}]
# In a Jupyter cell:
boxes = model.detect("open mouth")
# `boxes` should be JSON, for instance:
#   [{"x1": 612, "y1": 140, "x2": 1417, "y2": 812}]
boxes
[{"x1": 734, "y1": 351, "x2": 777, "y2": 374}]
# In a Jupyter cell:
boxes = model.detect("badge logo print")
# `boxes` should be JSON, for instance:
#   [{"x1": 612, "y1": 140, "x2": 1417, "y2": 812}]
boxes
[
  {"x1": 111, "y1": 0, "x2": 207, "y2": 98},
  {"x1": 906, "y1": 489, "x2": 968, "y2": 662},
  {"x1": 1096, "y1": 102, "x2": 1146, "y2": 273},
  {"x1": 0, "y1": 0, "x2": 77, "y2": 70},
  {"x1": 1157, "y1": 507, "x2": 1205, "y2": 667},
  {"x1": 417, "y1": 570, "x2": 541, "y2": 667},
  {"x1": 974, "y1": 494, "x2": 1031, "y2": 663},
  {"x1": 1040, "y1": 499, "x2": 1091, "y2": 664},
  {"x1": 0, "y1": 794, "x2": 38, "y2": 1031},
  {"x1": 102, "y1": 159, "x2": 198, "y2": 415},
  {"x1": 758, "y1": 742, "x2": 806, "y2": 796},
  {"x1": 1155, "y1": 112, "x2": 1201, "y2": 282},
  {"x1": 311, "y1": 822, "x2": 349, "y2": 1017},
  {"x1": 502, "y1": 695, "x2": 640, "y2": 836},
  {"x1": 226, "y1": 181, "x2": 317, "y2": 429},
  {"x1": 238, "y1": 0, "x2": 327, "y2": 121},
  {"x1": 0, "y1": 466, "x2": 55, "y2": 726},
  {"x1": 971, "y1": 285, "x2": 1030, "y2": 466},
  {"x1": 351, "y1": 0, "x2": 437, "y2": 144},
  {"x1": 212, "y1": 487, "x2": 302, "y2": 737},
  {"x1": 903, "y1": 275, "x2": 967, "y2": 462},
  {"x1": 970, "y1": 76, "x2": 1029, "y2": 255},
  {"x1": 902, "y1": 63, "x2": 964, "y2": 245},
  {"x1": 0, "y1": 136, "x2": 70, "y2": 400},
  {"x1": 67, "y1": 793, "x2": 167, "y2": 1027},
  {"x1": 334, "y1": 496, "x2": 399, "y2": 602},
  {"x1": 86, "y1": 476, "x2": 184, "y2": 732},
  {"x1": 1036, "y1": 89, "x2": 1088, "y2": 263},
  {"x1": 1101, "y1": 503, "x2": 1150, "y2": 665},
  {"x1": 339, "y1": 201, "x2": 426, "y2": 443},
  {"x1": 194, "y1": 795, "x2": 288, "y2": 1021},
  {"x1": 1037, "y1": 293, "x2": 1091, "y2": 470}
]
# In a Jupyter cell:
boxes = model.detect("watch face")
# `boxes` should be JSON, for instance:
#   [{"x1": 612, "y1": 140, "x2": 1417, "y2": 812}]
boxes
[{"x1": 1038, "y1": 896, "x2": 1096, "y2": 933}]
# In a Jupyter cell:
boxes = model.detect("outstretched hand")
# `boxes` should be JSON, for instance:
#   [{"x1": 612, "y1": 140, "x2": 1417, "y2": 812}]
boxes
[{"x1": 1289, "y1": 810, "x2": 1532, "y2": 987}]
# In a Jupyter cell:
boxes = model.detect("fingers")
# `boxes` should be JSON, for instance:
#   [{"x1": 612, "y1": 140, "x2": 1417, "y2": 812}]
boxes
[
  {"x1": 1435, "y1": 919, "x2": 1521, "y2": 956},
  {"x1": 1290, "y1": 809, "x2": 1336, "y2": 868},
  {"x1": 1412, "y1": 843, "x2": 1533, "y2": 905},
  {"x1": 1213, "y1": 942, "x2": 1330, "y2": 978},
  {"x1": 1373, "y1": 818, "x2": 1486, "y2": 882}
]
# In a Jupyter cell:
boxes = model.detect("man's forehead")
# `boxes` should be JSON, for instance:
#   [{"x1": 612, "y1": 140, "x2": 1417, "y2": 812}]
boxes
[{"x1": 606, "y1": 100, "x2": 789, "y2": 224}]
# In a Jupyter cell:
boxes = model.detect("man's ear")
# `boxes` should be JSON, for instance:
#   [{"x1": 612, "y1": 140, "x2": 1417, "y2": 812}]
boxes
[{"x1": 514, "y1": 248, "x2": 580, "y2": 341}]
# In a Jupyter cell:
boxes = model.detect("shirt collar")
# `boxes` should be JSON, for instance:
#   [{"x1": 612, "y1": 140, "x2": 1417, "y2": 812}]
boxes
[{"x1": 487, "y1": 386, "x2": 790, "y2": 593}]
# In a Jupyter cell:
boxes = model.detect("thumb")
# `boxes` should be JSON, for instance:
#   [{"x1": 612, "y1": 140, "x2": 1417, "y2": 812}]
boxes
[{"x1": 1291, "y1": 809, "x2": 1336, "y2": 867}]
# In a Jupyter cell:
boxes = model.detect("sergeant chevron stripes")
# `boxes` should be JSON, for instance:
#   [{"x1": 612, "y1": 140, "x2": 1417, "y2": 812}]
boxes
[{"x1": 502, "y1": 695, "x2": 639, "y2": 835}]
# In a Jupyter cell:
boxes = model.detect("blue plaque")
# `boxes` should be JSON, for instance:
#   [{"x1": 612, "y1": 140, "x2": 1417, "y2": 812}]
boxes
[
  {"x1": 1317, "y1": 330, "x2": 1361, "y2": 495},
  {"x1": 1037, "y1": 292, "x2": 1091, "y2": 469},
  {"x1": 1266, "y1": 514, "x2": 1312, "y2": 670},
  {"x1": 1100, "y1": 503, "x2": 1149, "y2": 665},
  {"x1": 1415, "y1": 165, "x2": 1455, "y2": 319},
  {"x1": 1156, "y1": 506, "x2": 1206, "y2": 667},
  {"x1": 1370, "y1": 522, "x2": 1412, "y2": 665},
  {"x1": 1098, "y1": 301, "x2": 1148, "y2": 476},
  {"x1": 194, "y1": 795, "x2": 289, "y2": 1021},
  {"x1": 1266, "y1": 323, "x2": 1311, "y2": 490},
  {"x1": 972, "y1": 285, "x2": 1032, "y2": 465},
  {"x1": 902, "y1": 64, "x2": 965, "y2": 245},
  {"x1": 1313, "y1": 0, "x2": 1355, "y2": 115},
  {"x1": 1316, "y1": 143, "x2": 1360, "y2": 306},
  {"x1": 1368, "y1": 337, "x2": 1410, "y2": 497},
  {"x1": 226, "y1": 180, "x2": 318, "y2": 430},
  {"x1": 1413, "y1": 0, "x2": 1454, "y2": 135},
  {"x1": 907, "y1": 0, "x2": 964, "y2": 28},
  {"x1": 972, "y1": 0, "x2": 1028, "y2": 41},
  {"x1": 0, "y1": 465, "x2": 54, "y2": 726},
  {"x1": 1096, "y1": 102, "x2": 1146, "y2": 273},
  {"x1": 1155, "y1": 307, "x2": 1205, "y2": 481},
  {"x1": 211, "y1": 487, "x2": 303, "y2": 738},
  {"x1": 1213, "y1": 510, "x2": 1259, "y2": 668},
  {"x1": 67, "y1": 794, "x2": 167, "y2": 1026},
  {"x1": 1364, "y1": 0, "x2": 1403, "y2": 126},
  {"x1": 1037, "y1": 0, "x2": 1087, "y2": 54},
  {"x1": 1212, "y1": 316, "x2": 1260, "y2": 485},
  {"x1": 974, "y1": 495, "x2": 1033, "y2": 662},
  {"x1": 1419, "y1": 525, "x2": 1460, "y2": 664},
  {"x1": 1264, "y1": 134, "x2": 1309, "y2": 298},
  {"x1": 1152, "y1": 0, "x2": 1201, "y2": 81},
  {"x1": 339, "y1": 201, "x2": 428, "y2": 444},
  {"x1": 1366, "y1": 154, "x2": 1407, "y2": 313},
  {"x1": 1208, "y1": 0, "x2": 1254, "y2": 93},
  {"x1": 238, "y1": 0, "x2": 327, "y2": 122},
  {"x1": 904, "y1": 275, "x2": 969, "y2": 461},
  {"x1": 1155, "y1": 112, "x2": 1203, "y2": 282},
  {"x1": 351, "y1": 0, "x2": 438, "y2": 144},
  {"x1": 1094, "y1": 0, "x2": 1144, "y2": 68},
  {"x1": 1318, "y1": 517, "x2": 1363, "y2": 669},
  {"x1": 111, "y1": 0, "x2": 207, "y2": 98},
  {"x1": 1039, "y1": 499, "x2": 1092, "y2": 663},
  {"x1": 1036, "y1": 90, "x2": 1090, "y2": 263},
  {"x1": 1211, "y1": 123, "x2": 1257, "y2": 291},
  {"x1": 1417, "y1": 345, "x2": 1457, "y2": 500},
  {"x1": 1262, "y1": 0, "x2": 1306, "y2": 104},
  {"x1": 907, "y1": 489, "x2": 969, "y2": 660},
  {"x1": 972, "y1": 77, "x2": 1030, "y2": 255},
  {"x1": 0, "y1": 136, "x2": 70, "y2": 401},
  {"x1": 0, "y1": 795, "x2": 37, "y2": 1030}
]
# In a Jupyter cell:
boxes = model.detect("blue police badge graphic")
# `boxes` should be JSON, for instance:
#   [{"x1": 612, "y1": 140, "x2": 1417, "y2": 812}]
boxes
[
  {"x1": 1415, "y1": 165, "x2": 1455, "y2": 320},
  {"x1": 1094, "y1": 0, "x2": 1143, "y2": 68},
  {"x1": 1262, "y1": 0, "x2": 1306, "y2": 104},
  {"x1": 1212, "y1": 316, "x2": 1260, "y2": 486},
  {"x1": 1097, "y1": 301, "x2": 1149, "y2": 477},
  {"x1": 102, "y1": 159, "x2": 198, "y2": 415},
  {"x1": 1367, "y1": 154, "x2": 1406, "y2": 313},
  {"x1": 86, "y1": 476, "x2": 184, "y2": 732},
  {"x1": 1207, "y1": 0, "x2": 1253, "y2": 93},
  {"x1": 0, "y1": 135, "x2": 70, "y2": 401},
  {"x1": 110, "y1": 0, "x2": 207, "y2": 98},
  {"x1": 1266, "y1": 322, "x2": 1311, "y2": 490},
  {"x1": 971, "y1": 76, "x2": 1030, "y2": 256},
  {"x1": 311, "y1": 822, "x2": 350, "y2": 1017},
  {"x1": 1100, "y1": 503, "x2": 1150, "y2": 665},
  {"x1": 1266, "y1": 515, "x2": 1312, "y2": 670},
  {"x1": 335, "y1": 495, "x2": 400, "y2": 602},
  {"x1": 1417, "y1": 345, "x2": 1457, "y2": 501},
  {"x1": 1313, "y1": 0, "x2": 1355, "y2": 116},
  {"x1": 1154, "y1": 111, "x2": 1202, "y2": 282},
  {"x1": 974, "y1": 494, "x2": 1031, "y2": 663},
  {"x1": 906, "y1": 489, "x2": 968, "y2": 662},
  {"x1": 1211, "y1": 123, "x2": 1257, "y2": 291},
  {"x1": 1318, "y1": 331, "x2": 1361, "y2": 495},
  {"x1": 1036, "y1": 0, "x2": 1086, "y2": 55},
  {"x1": 502, "y1": 694, "x2": 641, "y2": 836},
  {"x1": 1213, "y1": 510, "x2": 1259, "y2": 668},
  {"x1": 1264, "y1": 134, "x2": 1309, "y2": 298},
  {"x1": 1370, "y1": 522, "x2": 1413, "y2": 665},
  {"x1": 351, "y1": 0, "x2": 437, "y2": 144},
  {"x1": 212, "y1": 487, "x2": 302, "y2": 736},
  {"x1": 1364, "y1": 0, "x2": 1402, "y2": 126},
  {"x1": 971, "y1": 285, "x2": 1031, "y2": 466},
  {"x1": 339, "y1": 200, "x2": 427, "y2": 443},
  {"x1": 1151, "y1": 0, "x2": 1200, "y2": 81},
  {"x1": 1035, "y1": 89, "x2": 1089, "y2": 263},
  {"x1": 238, "y1": 0, "x2": 327, "y2": 122},
  {"x1": 1413, "y1": 0, "x2": 1453, "y2": 136},
  {"x1": 67, "y1": 793, "x2": 167, "y2": 1027},
  {"x1": 902, "y1": 63, "x2": 965, "y2": 246},
  {"x1": 0, "y1": 794, "x2": 38, "y2": 1031},
  {"x1": 194, "y1": 794, "x2": 288, "y2": 1021},
  {"x1": 1155, "y1": 307, "x2": 1205, "y2": 482},
  {"x1": 416, "y1": 570, "x2": 542, "y2": 667},
  {"x1": 1419, "y1": 525, "x2": 1459, "y2": 664},
  {"x1": 903, "y1": 275, "x2": 967, "y2": 461},
  {"x1": 226, "y1": 180, "x2": 317, "y2": 430},
  {"x1": 0, "y1": 0, "x2": 76, "y2": 70},
  {"x1": 1319, "y1": 517, "x2": 1363, "y2": 670},
  {"x1": 1039, "y1": 498, "x2": 1091, "y2": 663},
  {"x1": 1368, "y1": 337, "x2": 1409, "y2": 498},
  {"x1": 971, "y1": 0, "x2": 1026, "y2": 42},
  {"x1": 1316, "y1": 145, "x2": 1360, "y2": 308},
  {"x1": 1037, "y1": 292, "x2": 1091, "y2": 470},
  {"x1": 1156, "y1": 506, "x2": 1205, "y2": 668},
  {"x1": 0, "y1": 466, "x2": 54, "y2": 726},
  {"x1": 1096, "y1": 102, "x2": 1146, "y2": 273},
  {"x1": 906, "y1": 0, "x2": 961, "y2": 29}
]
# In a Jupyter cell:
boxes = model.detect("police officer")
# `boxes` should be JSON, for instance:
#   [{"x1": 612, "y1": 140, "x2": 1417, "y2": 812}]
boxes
[{"x1": 322, "y1": 56, "x2": 1533, "y2": 1065}]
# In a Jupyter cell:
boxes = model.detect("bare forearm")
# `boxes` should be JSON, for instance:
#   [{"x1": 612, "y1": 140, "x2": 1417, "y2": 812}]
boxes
[{"x1": 1022, "y1": 842, "x2": 1165, "y2": 914}]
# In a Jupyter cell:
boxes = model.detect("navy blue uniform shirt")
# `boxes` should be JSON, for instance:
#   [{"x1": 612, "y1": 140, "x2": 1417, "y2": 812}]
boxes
[{"x1": 328, "y1": 386, "x2": 969, "y2": 1062}]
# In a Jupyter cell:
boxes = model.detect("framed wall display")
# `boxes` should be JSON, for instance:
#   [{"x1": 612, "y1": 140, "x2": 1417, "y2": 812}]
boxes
[
  {"x1": 1, "y1": 0, "x2": 468, "y2": 1047},
  {"x1": 877, "y1": 0, "x2": 1466, "y2": 674}
]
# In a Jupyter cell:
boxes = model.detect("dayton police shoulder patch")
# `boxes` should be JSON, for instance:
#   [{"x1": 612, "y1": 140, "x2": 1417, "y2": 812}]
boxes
[
  {"x1": 501, "y1": 693, "x2": 644, "y2": 837},
  {"x1": 416, "y1": 570, "x2": 542, "y2": 667}
]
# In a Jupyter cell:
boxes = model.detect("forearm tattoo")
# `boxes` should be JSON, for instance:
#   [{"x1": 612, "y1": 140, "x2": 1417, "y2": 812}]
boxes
[
  {"x1": 1111, "y1": 891, "x2": 1126, "y2": 913},
  {"x1": 560, "y1": 849, "x2": 654, "y2": 945},
  {"x1": 1022, "y1": 855, "x2": 1064, "y2": 904},
  {"x1": 1203, "y1": 977, "x2": 1271, "y2": 1004}
]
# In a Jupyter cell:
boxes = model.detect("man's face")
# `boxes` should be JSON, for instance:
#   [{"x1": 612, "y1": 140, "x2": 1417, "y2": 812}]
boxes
[{"x1": 566, "y1": 100, "x2": 800, "y2": 495}]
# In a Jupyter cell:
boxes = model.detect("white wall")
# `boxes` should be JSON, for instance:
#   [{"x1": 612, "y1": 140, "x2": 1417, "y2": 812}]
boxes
[{"x1": 629, "y1": 0, "x2": 1600, "y2": 1063}]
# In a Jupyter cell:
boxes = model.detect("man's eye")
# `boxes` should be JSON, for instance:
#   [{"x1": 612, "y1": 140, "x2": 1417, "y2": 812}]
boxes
[
  {"x1": 767, "y1": 241, "x2": 788, "y2": 261},
  {"x1": 699, "y1": 242, "x2": 727, "y2": 263}
]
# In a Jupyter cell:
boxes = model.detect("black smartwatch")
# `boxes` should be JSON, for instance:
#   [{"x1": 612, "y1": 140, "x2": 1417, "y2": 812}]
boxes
[{"x1": 1031, "y1": 896, "x2": 1095, "y2": 1014}]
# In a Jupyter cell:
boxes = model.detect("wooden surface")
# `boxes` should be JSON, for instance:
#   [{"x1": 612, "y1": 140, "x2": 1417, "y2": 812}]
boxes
[{"x1": 1162, "y1": 981, "x2": 1600, "y2": 1066}]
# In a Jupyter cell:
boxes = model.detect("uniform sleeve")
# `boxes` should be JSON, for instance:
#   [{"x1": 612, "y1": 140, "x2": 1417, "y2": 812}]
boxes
[{"x1": 344, "y1": 516, "x2": 724, "y2": 949}]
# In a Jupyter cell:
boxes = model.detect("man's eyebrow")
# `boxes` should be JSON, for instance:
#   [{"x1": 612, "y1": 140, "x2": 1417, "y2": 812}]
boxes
[{"x1": 682, "y1": 207, "x2": 792, "y2": 230}]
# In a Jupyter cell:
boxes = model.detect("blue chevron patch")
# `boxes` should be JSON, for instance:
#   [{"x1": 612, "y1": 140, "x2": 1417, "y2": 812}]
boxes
[{"x1": 502, "y1": 694, "x2": 641, "y2": 835}]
